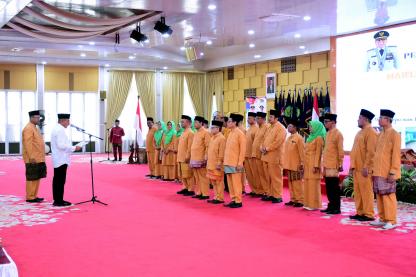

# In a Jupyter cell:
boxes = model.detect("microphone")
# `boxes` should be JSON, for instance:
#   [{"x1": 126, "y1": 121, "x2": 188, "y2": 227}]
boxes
[{"x1": 70, "y1": 124, "x2": 85, "y2": 132}]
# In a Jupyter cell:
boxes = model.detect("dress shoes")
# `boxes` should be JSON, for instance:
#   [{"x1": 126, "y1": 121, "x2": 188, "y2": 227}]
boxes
[
  {"x1": 349, "y1": 214, "x2": 362, "y2": 220},
  {"x1": 261, "y1": 196, "x2": 272, "y2": 201},
  {"x1": 326, "y1": 210, "x2": 341, "y2": 215},
  {"x1": 223, "y1": 201, "x2": 235, "y2": 207},
  {"x1": 208, "y1": 199, "x2": 224, "y2": 204},
  {"x1": 177, "y1": 189, "x2": 188, "y2": 194},
  {"x1": 320, "y1": 208, "x2": 330, "y2": 213},
  {"x1": 229, "y1": 202, "x2": 243, "y2": 208},
  {"x1": 192, "y1": 194, "x2": 202, "y2": 199},
  {"x1": 293, "y1": 203, "x2": 304, "y2": 207},
  {"x1": 271, "y1": 197, "x2": 283, "y2": 204},
  {"x1": 199, "y1": 196, "x2": 209, "y2": 200},
  {"x1": 284, "y1": 201, "x2": 295, "y2": 206},
  {"x1": 357, "y1": 215, "x2": 375, "y2": 222},
  {"x1": 183, "y1": 190, "x2": 195, "y2": 196}
]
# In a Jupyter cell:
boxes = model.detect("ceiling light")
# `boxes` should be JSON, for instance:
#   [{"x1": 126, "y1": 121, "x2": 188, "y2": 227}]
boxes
[
  {"x1": 34, "y1": 48, "x2": 46, "y2": 54},
  {"x1": 248, "y1": 30, "x2": 255, "y2": 35},
  {"x1": 185, "y1": 25, "x2": 194, "y2": 31},
  {"x1": 154, "y1": 16, "x2": 173, "y2": 37},
  {"x1": 180, "y1": 46, "x2": 186, "y2": 51},
  {"x1": 304, "y1": 50, "x2": 309, "y2": 54},
  {"x1": 208, "y1": 4, "x2": 216, "y2": 10},
  {"x1": 104, "y1": 64, "x2": 110, "y2": 67},
  {"x1": 78, "y1": 45, "x2": 83, "y2": 48},
  {"x1": 128, "y1": 55, "x2": 135, "y2": 60},
  {"x1": 299, "y1": 45, "x2": 305, "y2": 49},
  {"x1": 206, "y1": 40, "x2": 212, "y2": 45},
  {"x1": 130, "y1": 24, "x2": 148, "y2": 43},
  {"x1": 200, "y1": 52, "x2": 204, "y2": 56},
  {"x1": 294, "y1": 33, "x2": 301, "y2": 38},
  {"x1": 162, "y1": 33, "x2": 171, "y2": 38},
  {"x1": 249, "y1": 43, "x2": 255, "y2": 48},
  {"x1": 80, "y1": 53, "x2": 86, "y2": 57},
  {"x1": 163, "y1": 66, "x2": 168, "y2": 70},
  {"x1": 41, "y1": 61, "x2": 47, "y2": 65},
  {"x1": 144, "y1": 39, "x2": 150, "y2": 44},
  {"x1": 11, "y1": 47, "x2": 23, "y2": 52},
  {"x1": 88, "y1": 41, "x2": 95, "y2": 45},
  {"x1": 303, "y1": 15, "x2": 311, "y2": 21},
  {"x1": 254, "y1": 54, "x2": 261, "y2": 58}
]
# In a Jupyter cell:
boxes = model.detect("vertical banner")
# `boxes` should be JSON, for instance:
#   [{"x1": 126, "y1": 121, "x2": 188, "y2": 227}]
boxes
[
  {"x1": 246, "y1": 96, "x2": 267, "y2": 127},
  {"x1": 265, "y1": 72, "x2": 277, "y2": 99}
]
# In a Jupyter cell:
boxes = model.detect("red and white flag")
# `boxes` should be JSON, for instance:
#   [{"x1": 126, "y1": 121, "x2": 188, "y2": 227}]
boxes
[
  {"x1": 134, "y1": 97, "x2": 144, "y2": 146},
  {"x1": 312, "y1": 89, "x2": 320, "y2": 121}
]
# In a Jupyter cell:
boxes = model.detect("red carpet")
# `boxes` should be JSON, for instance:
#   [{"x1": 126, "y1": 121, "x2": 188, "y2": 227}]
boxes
[{"x1": 0, "y1": 155, "x2": 415, "y2": 277}]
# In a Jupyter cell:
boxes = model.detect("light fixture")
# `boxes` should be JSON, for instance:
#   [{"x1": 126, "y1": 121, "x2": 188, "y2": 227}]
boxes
[
  {"x1": 144, "y1": 39, "x2": 150, "y2": 44},
  {"x1": 208, "y1": 4, "x2": 216, "y2": 10},
  {"x1": 104, "y1": 64, "x2": 110, "y2": 67},
  {"x1": 249, "y1": 43, "x2": 255, "y2": 48},
  {"x1": 80, "y1": 53, "x2": 86, "y2": 57},
  {"x1": 200, "y1": 52, "x2": 204, "y2": 56},
  {"x1": 303, "y1": 15, "x2": 311, "y2": 21},
  {"x1": 163, "y1": 66, "x2": 168, "y2": 70},
  {"x1": 41, "y1": 61, "x2": 47, "y2": 65},
  {"x1": 11, "y1": 47, "x2": 23, "y2": 52},
  {"x1": 299, "y1": 45, "x2": 305, "y2": 49},
  {"x1": 294, "y1": 33, "x2": 301, "y2": 38},
  {"x1": 128, "y1": 55, "x2": 135, "y2": 60},
  {"x1": 304, "y1": 50, "x2": 309, "y2": 54},
  {"x1": 248, "y1": 30, "x2": 255, "y2": 35},
  {"x1": 180, "y1": 46, "x2": 186, "y2": 51},
  {"x1": 130, "y1": 23, "x2": 148, "y2": 43},
  {"x1": 78, "y1": 45, "x2": 83, "y2": 48},
  {"x1": 206, "y1": 40, "x2": 212, "y2": 45},
  {"x1": 254, "y1": 54, "x2": 261, "y2": 58},
  {"x1": 154, "y1": 16, "x2": 173, "y2": 37},
  {"x1": 162, "y1": 33, "x2": 170, "y2": 38},
  {"x1": 88, "y1": 41, "x2": 95, "y2": 45}
]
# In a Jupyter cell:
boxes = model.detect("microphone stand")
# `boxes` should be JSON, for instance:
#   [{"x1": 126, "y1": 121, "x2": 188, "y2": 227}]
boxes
[{"x1": 71, "y1": 125, "x2": 107, "y2": 206}]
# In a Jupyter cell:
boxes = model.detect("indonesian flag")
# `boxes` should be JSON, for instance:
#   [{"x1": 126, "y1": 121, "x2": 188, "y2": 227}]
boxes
[
  {"x1": 312, "y1": 90, "x2": 320, "y2": 121},
  {"x1": 134, "y1": 97, "x2": 144, "y2": 146}
]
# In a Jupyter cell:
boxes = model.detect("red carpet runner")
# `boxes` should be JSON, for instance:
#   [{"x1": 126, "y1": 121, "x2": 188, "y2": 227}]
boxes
[{"x1": 0, "y1": 155, "x2": 415, "y2": 276}]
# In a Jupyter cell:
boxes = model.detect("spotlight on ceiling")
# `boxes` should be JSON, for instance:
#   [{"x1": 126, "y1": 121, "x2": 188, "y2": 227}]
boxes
[
  {"x1": 154, "y1": 17, "x2": 173, "y2": 37},
  {"x1": 130, "y1": 23, "x2": 148, "y2": 43}
]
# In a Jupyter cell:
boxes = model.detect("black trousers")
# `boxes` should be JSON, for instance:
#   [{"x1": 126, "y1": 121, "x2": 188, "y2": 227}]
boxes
[
  {"x1": 53, "y1": 164, "x2": 68, "y2": 203},
  {"x1": 112, "y1": 143, "x2": 122, "y2": 160},
  {"x1": 325, "y1": 177, "x2": 341, "y2": 211}
]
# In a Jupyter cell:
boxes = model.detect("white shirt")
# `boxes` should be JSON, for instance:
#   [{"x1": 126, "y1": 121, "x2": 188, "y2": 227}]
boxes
[{"x1": 51, "y1": 124, "x2": 76, "y2": 168}]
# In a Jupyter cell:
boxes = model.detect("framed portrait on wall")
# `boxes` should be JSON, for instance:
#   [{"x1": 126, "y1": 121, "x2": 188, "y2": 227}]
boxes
[{"x1": 265, "y1": 72, "x2": 276, "y2": 99}]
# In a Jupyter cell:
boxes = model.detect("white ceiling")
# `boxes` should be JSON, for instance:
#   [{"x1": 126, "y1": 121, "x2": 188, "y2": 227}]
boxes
[{"x1": 0, "y1": 0, "x2": 415, "y2": 71}]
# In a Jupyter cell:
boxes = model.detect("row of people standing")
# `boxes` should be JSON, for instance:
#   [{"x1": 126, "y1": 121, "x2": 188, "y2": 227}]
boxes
[{"x1": 145, "y1": 108, "x2": 401, "y2": 230}]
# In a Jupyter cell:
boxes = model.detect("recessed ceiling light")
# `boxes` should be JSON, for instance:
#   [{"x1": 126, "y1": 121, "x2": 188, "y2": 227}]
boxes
[
  {"x1": 299, "y1": 45, "x2": 305, "y2": 49},
  {"x1": 200, "y1": 52, "x2": 204, "y2": 56},
  {"x1": 185, "y1": 25, "x2": 194, "y2": 31},
  {"x1": 163, "y1": 66, "x2": 168, "y2": 70},
  {"x1": 303, "y1": 15, "x2": 311, "y2": 21},
  {"x1": 249, "y1": 43, "x2": 255, "y2": 48},
  {"x1": 294, "y1": 33, "x2": 301, "y2": 38},
  {"x1": 78, "y1": 45, "x2": 83, "y2": 48},
  {"x1": 104, "y1": 64, "x2": 110, "y2": 67},
  {"x1": 144, "y1": 39, "x2": 150, "y2": 43},
  {"x1": 254, "y1": 54, "x2": 261, "y2": 58},
  {"x1": 180, "y1": 46, "x2": 186, "y2": 51},
  {"x1": 162, "y1": 33, "x2": 171, "y2": 38},
  {"x1": 128, "y1": 55, "x2": 135, "y2": 60},
  {"x1": 11, "y1": 47, "x2": 23, "y2": 52},
  {"x1": 41, "y1": 61, "x2": 47, "y2": 65},
  {"x1": 248, "y1": 30, "x2": 255, "y2": 35},
  {"x1": 88, "y1": 41, "x2": 95, "y2": 45},
  {"x1": 206, "y1": 40, "x2": 212, "y2": 45},
  {"x1": 80, "y1": 53, "x2": 86, "y2": 57},
  {"x1": 304, "y1": 50, "x2": 309, "y2": 54},
  {"x1": 34, "y1": 48, "x2": 46, "y2": 54},
  {"x1": 208, "y1": 4, "x2": 216, "y2": 10}
]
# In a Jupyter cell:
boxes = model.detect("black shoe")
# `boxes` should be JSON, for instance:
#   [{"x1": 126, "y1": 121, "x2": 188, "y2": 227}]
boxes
[
  {"x1": 349, "y1": 214, "x2": 363, "y2": 220},
  {"x1": 177, "y1": 189, "x2": 188, "y2": 194},
  {"x1": 119, "y1": 158, "x2": 122, "y2": 161},
  {"x1": 285, "y1": 201, "x2": 295, "y2": 206},
  {"x1": 199, "y1": 196, "x2": 209, "y2": 200},
  {"x1": 223, "y1": 201, "x2": 235, "y2": 207},
  {"x1": 145, "y1": 174, "x2": 152, "y2": 177},
  {"x1": 208, "y1": 199, "x2": 224, "y2": 204},
  {"x1": 293, "y1": 203, "x2": 304, "y2": 207},
  {"x1": 62, "y1": 201, "x2": 72, "y2": 206},
  {"x1": 261, "y1": 196, "x2": 272, "y2": 201},
  {"x1": 320, "y1": 208, "x2": 330, "y2": 213},
  {"x1": 26, "y1": 198, "x2": 40, "y2": 203},
  {"x1": 229, "y1": 202, "x2": 243, "y2": 208},
  {"x1": 183, "y1": 191, "x2": 195, "y2": 196},
  {"x1": 113, "y1": 159, "x2": 117, "y2": 162},
  {"x1": 53, "y1": 202, "x2": 65, "y2": 207},
  {"x1": 253, "y1": 193, "x2": 263, "y2": 198},
  {"x1": 271, "y1": 197, "x2": 283, "y2": 203},
  {"x1": 357, "y1": 215, "x2": 375, "y2": 222},
  {"x1": 192, "y1": 194, "x2": 202, "y2": 199},
  {"x1": 326, "y1": 210, "x2": 341, "y2": 215}
]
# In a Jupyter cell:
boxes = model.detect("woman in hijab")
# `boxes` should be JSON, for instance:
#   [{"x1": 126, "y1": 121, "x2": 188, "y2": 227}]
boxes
[
  {"x1": 303, "y1": 121, "x2": 326, "y2": 211},
  {"x1": 161, "y1": 121, "x2": 177, "y2": 181},
  {"x1": 174, "y1": 123, "x2": 184, "y2": 183},
  {"x1": 153, "y1": 121, "x2": 167, "y2": 180}
]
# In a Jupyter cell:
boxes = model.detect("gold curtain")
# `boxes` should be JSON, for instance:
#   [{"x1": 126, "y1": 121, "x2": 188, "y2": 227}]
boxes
[
  {"x1": 184, "y1": 73, "x2": 205, "y2": 117},
  {"x1": 207, "y1": 71, "x2": 224, "y2": 119},
  {"x1": 162, "y1": 73, "x2": 184, "y2": 122},
  {"x1": 105, "y1": 71, "x2": 133, "y2": 129},
  {"x1": 134, "y1": 71, "x2": 155, "y2": 118}
]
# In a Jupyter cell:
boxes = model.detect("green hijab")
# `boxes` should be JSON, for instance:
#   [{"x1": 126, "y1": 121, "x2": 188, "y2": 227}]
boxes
[
  {"x1": 176, "y1": 125, "x2": 184, "y2": 137},
  {"x1": 154, "y1": 121, "x2": 167, "y2": 147},
  {"x1": 306, "y1": 120, "x2": 326, "y2": 143},
  {"x1": 164, "y1": 121, "x2": 177, "y2": 145}
]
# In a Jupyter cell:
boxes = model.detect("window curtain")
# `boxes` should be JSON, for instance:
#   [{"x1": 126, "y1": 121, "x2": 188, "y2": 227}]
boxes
[
  {"x1": 207, "y1": 71, "x2": 224, "y2": 118},
  {"x1": 162, "y1": 73, "x2": 184, "y2": 122},
  {"x1": 105, "y1": 71, "x2": 133, "y2": 130},
  {"x1": 184, "y1": 73, "x2": 205, "y2": 117},
  {"x1": 134, "y1": 71, "x2": 155, "y2": 118}
]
